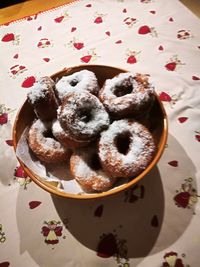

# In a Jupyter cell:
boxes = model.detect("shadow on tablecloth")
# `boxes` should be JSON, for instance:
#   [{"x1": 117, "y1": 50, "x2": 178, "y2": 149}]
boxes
[
  {"x1": 16, "y1": 133, "x2": 197, "y2": 265},
  {"x1": 52, "y1": 133, "x2": 197, "y2": 259}
]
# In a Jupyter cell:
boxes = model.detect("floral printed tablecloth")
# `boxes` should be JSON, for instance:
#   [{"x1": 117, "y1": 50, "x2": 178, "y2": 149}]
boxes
[{"x1": 0, "y1": 0, "x2": 200, "y2": 266}]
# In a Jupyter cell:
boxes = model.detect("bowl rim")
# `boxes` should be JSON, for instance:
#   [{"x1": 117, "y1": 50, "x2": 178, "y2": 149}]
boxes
[{"x1": 12, "y1": 64, "x2": 168, "y2": 200}]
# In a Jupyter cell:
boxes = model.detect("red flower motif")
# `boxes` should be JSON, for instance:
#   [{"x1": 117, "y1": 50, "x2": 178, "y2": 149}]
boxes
[
  {"x1": 178, "y1": 117, "x2": 188, "y2": 123},
  {"x1": 5, "y1": 140, "x2": 13, "y2": 146},
  {"x1": 192, "y1": 75, "x2": 200, "y2": 80},
  {"x1": 81, "y1": 55, "x2": 92, "y2": 63},
  {"x1": 73, "y1": 42, "x2": 84, "y2": 50},
  {"x1": 94, "y1": 16, "x2": 103, "y2": 24},
  {"x1": 29, "y1": 201, "x2": 42, "y2": 209},
  {"x1": 168, "y1": 160, "x2": 178, "y2": 167}
]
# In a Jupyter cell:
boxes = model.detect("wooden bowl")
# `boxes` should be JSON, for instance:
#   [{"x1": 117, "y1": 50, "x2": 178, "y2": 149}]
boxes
[{"x1": 13, "y1": 65, "x2": 168, "y2": 199}]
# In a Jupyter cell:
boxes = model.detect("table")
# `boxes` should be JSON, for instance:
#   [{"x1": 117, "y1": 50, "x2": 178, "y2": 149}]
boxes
[{"x1": 0, "y1": 0, "x2": 200, "y2": 266}]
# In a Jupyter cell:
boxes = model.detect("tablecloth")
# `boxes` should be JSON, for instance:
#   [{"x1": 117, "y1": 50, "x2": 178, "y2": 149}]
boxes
[{"x1": 0, "y1": 0, "x2": 200, "y2": 266}]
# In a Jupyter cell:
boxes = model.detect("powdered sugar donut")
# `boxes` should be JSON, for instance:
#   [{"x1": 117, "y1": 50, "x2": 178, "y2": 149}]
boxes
[
  {"x1": 52, "y1": 120, "x2": 91, "y2": 149},
  {"x1": 28, "y1": 119, "x2": 71, "y2": 163},
  {"x1": 70, "y1": 146, "x2": 116, "y2": 192},
  {"x1": 58, "y1": 91, "x2": 110, "y2": 141},
  {"x1": 98, "y1": 119, "x2": 156, "y2": 178},
  {"x1": 98, "y1": 72, "x2": 155, "y2": 118},
  {"x1": 55, "y1": 69, "x2": 99, "y2": 102},
  {"x1": 27, "y1": 76, "x2": 58, "y2": 122}
]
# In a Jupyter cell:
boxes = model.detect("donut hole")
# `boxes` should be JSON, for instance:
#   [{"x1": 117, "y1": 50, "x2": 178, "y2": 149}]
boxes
[
  {"x1": 88, "y1": 153, "x2": 101, "y2": 171},
  {"x1": 113, "y1": 84, "x2": 133, "y2": 97},
  {"x1": 78, "y1": 107, "x2": 93, "y2": 123},
  {"x1": 43, "y1": 129, "x2": 55, "y2": 139},
  {"x1": 69, "y1": 78, "x2": 79, "y2": 87},
  {"x1": 115, "y1": 131, "x2": 131, "y2": 155}
]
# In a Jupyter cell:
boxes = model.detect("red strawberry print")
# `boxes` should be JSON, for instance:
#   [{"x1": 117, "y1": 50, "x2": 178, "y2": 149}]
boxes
[
  {"x1": 43, "y1": 58, "x2": 50, "y2": 62},
  {"x1": 174, "y1": 177, "x2": 199, "y2": 209},
  {"x1": 54, "y1": 16, "x2": 64, "y2": 23},
  {"x1": 115, "y1": 40, "x2": 122, "y2": 44},
  {"x1": 150, "y1": 10, "x2": 156, "y2": 14},
  {"x1": 37, "y1": 26, "x2": 42, "y2": 31},
  {"x1": 174, "y1": 192, "x2": 190, "y2": 208},
  {"x1": 29, "y1": 201, "x2": 42, "y2": 209},
  {"x1": 1, "y1": 33, "x2": 15, "y2": 42},
  {"x1": 5, "y1": 140, "x2": 13, "y2": 146},
  {"x1": 169, "y1": 17, "x2": 174, "y2": 22},
  {"x1": 97, "y1": 233, "x2": 118, "y2": 258},
  {"x1": 165, "y1": 62, "x2": 177, "y2": 71},
  {"x1": 105, "y1": 31, "x2": 110, "y2": 36},
  {"x1": 123, "y1": 8, "x2": 127, "y2": 13},
  {"x1": 85, "y1": 3, "x2": 92, "y2": 7},
  {"x1": 192, "y1": 75, "x2": 200, "y2": 80},
  {"x1": 158, "y1": 45, "x2": 164, "y2": 51},
  {"x1": 81, "y1": 55, "x2": 92, "y2": 63},
  {"x1": 13, "y1": 53, "x2": 18, "y2": 59},
  {"x1": 138, "y1": 25, "x2": 151, "y2": 34},
  {"x1": 168, "y1": 160, "x2": 178, "y2": 167},
  {"x1": 0, "y1": 113, "x2": 8, "y2": 125},
  {"x1": 0, "y1": 262, "x2": 10, "y2": 267},
  {"x1": 14, "y1": 166, "x2": 27, "y2": 178},
  {"x1": 21, "y1": 76, "x2": 36, "y2": 88},
  {"x1": 127, "y1": 55, "x2": 137, "y2": 64},
  {"x1": 94, "y1": 16, "x2": 103, "y2": 24},
  {"x1": 178, "y1": 117, "x2": 188, "y2": 123},
  {"x1": 1, "y1": 33, "x2": 19, "y2": 45},
  {"x1": 94, "y1": 205, "x2": 104, "y2": 217},
  {"x1": 73, "y1": 42, "x2": 84, "y2": 50},
  {"x1": 195, "y1": 134, "x2": 200, "y2": 142},
  {"x1": 71, "y1": 27, "x2": 77, "y2": 32},
  {"x1": 159, "y1": 92, "x2": 171, "y2": 102}
]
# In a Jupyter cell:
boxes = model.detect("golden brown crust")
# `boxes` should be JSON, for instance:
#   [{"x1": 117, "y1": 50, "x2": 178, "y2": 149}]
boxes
[
  {"x1": 28, "y1": 119, "x2": 71, "y2": 164},
  {"x1": 70, "y1": 147, "x2": 116, "y2": 193}
]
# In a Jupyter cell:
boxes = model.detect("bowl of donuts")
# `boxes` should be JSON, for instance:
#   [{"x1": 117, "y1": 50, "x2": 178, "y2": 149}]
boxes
[{"x1": 13, "y1": 65, "x2": 168, "y2": 199}]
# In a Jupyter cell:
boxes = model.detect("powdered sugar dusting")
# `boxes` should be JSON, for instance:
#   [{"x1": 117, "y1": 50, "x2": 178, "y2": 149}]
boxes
[
  {"x1": 99, "y1": 72, "x2": 154, "y2": 115},
  {"x1": 59, "y1": 91, "x2": 110, "y2": 139},
  {"x1": 27, "y1": 81, "x2": 49, "y2": 104},
  {"x1": 99, "y1": 119, "x2": 155, "y2": 178},
  {"x1": 55, "y1": 69, "x2": 99, "y2": 100},
  {"x1": 29, "y1": 120, "x2": 66, "y2": 151}
]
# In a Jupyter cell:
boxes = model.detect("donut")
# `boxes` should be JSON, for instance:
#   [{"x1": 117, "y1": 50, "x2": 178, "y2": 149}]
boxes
[
  {"x1": 98, "y1": 72, "x2": 155, "y2": 119},
  {"x1": 55, "y1": 69, "x2": 99, "y2": 102},
  {"x1": 98, "y1": 119, "x2": 156, "y2": 178},
  {"x1": 58, "y1": 91, "x2": 110, "y2": 141},
  {"x1": 52, "y1": 119, "x2": 91, "y2": 149},
  {"x1": 27, "y1": 119, "x2": 71, "y2": 164},
  {"x1": 27, "y1": 76, "x2": 58, "y2": 122},
  {"x1": 70, "y1": 146, "x2": 116, "y2": 192}
]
